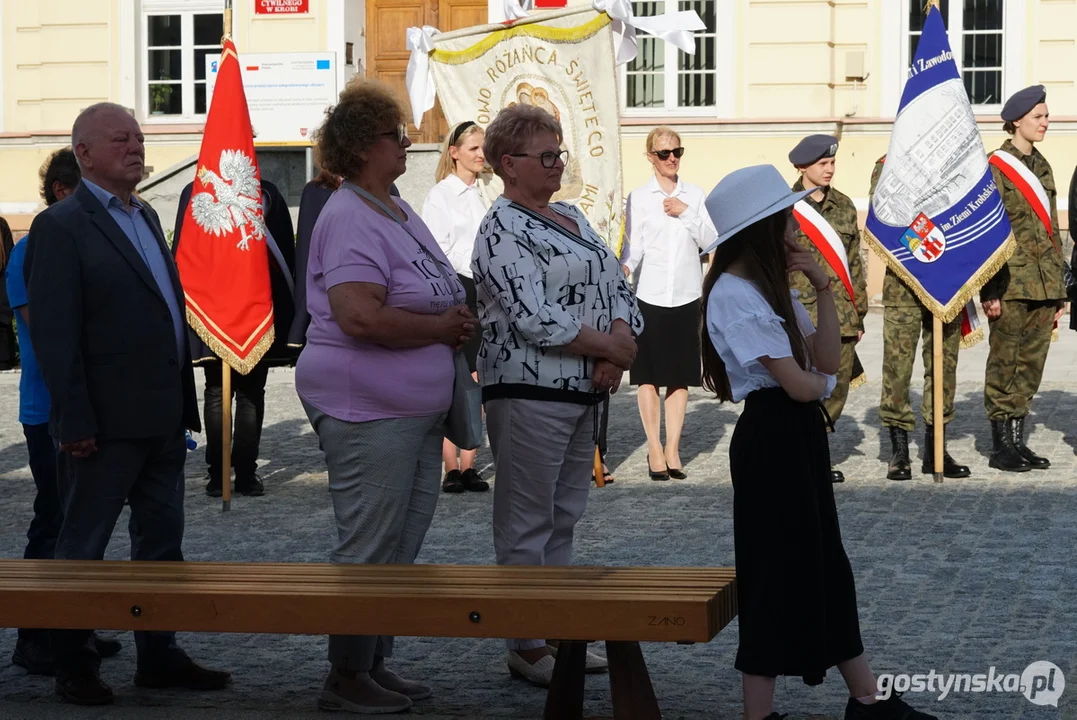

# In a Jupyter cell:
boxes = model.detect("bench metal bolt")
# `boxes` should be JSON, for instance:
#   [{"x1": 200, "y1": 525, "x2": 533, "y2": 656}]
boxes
[
  {"x1": 130, "y1": 605, "x2": 142, "y2": 617},
  {"x1": 469, "y1": 612, "x2": 481, "y2": 623}
]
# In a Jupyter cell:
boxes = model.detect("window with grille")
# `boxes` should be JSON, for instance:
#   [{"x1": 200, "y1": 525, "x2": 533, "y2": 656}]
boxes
[
  {"x1": 623, "y1": 0, "x2": 717, "y2": 112},
  {"x1": 908, "y1": 0, "x2": 1004, "y2": 106},
  {"x1": 144, "y1": 12, "x2": 223, "y2": 118}
]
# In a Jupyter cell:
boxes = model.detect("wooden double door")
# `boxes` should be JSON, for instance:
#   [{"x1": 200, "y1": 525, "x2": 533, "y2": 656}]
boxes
[{"x1": 367, "y1": 0, "x2": 489, "y2": 144}]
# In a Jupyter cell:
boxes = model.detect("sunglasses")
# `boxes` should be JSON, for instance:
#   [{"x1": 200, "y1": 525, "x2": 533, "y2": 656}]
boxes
[
  {"x1": 379, "y1": 124, "x2": 409, "y2": 147},
  {"x1": 651, "y1": 147, "x2": 685, "y2": 160},
  {"x1": 509, "y1": 149, "x2": 570, "y2": 169}
]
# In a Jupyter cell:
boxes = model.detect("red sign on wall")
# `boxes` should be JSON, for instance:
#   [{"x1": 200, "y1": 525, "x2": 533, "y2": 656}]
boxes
[
  {"x1": 255, "y1": 0, "x2": 310, "y2": 14},
  {"x1": 534, "y1": 0, "x2": 567, "y2": 6}
]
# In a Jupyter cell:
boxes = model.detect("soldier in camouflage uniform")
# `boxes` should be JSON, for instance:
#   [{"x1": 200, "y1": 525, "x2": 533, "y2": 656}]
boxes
[
  {"x1": 981, "y1": 85, "x2": 1066, "y2": 472},
  {"x1": 869, "y1": 157, "x2": 970, "y2": 481},
  {"x1": 788, "y1": 135, "x2": 866, "y2": 484}
]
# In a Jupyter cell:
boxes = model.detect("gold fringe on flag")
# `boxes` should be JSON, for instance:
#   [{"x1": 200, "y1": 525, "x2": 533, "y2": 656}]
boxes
[
  {"x1": 849, "y1": 372, "x2": 868, "y2": 391},
  {"x1": 959, "y1": 326, "x2": 984, "y2": 350},
  {"x1": 185, "y1": 306, "x2": 275, "y2": 376},
  {"x1": 862, "y1": 227, "x2": 1016, "y2": 325}
]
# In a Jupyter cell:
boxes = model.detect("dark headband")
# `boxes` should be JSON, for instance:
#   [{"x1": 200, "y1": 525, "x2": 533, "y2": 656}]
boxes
[{"x1": 450, "y1": 120, "x2": 477, "y2": 147}]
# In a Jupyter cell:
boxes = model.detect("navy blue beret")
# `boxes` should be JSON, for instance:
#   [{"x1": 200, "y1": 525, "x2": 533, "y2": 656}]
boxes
[
  {"x1": 789, "y1": 134, "x2": 839, "y2": 167},
  {"x1": 1001, "y1": 85, "x2": 1046, "y2": 122}
]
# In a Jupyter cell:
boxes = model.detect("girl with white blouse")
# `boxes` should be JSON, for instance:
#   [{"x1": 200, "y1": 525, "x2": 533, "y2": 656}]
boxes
[
  {"x1": 422, "y1": 121, "x2": 491, "y2": 494},
  {"x1": 700, "y1": 165, "x2": 934, "y2": 720},
  {"x1": 623, "y1": 126, "x2": 716, "y2": 480}
]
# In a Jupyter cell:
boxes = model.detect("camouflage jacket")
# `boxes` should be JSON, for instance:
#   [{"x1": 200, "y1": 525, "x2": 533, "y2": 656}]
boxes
[
  {"x1": 868, "y1": 156, "x2": 920, "y2": 308},
  {"x1": 790, "y1": 178, "x2": 867, "y2": 335},
  {"x1": 980, "y1": 139, "x2": 1066, "y2": 303}
]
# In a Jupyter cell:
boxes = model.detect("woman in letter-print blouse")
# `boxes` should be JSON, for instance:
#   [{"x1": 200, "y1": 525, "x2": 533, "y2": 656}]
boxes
[{"x1": 471, "y1": 104, "x2": 643, "y2": 688}]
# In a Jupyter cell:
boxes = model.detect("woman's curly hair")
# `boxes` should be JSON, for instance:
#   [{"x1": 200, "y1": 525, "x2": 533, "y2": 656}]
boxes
[{"x1": 312, "y1": 80, "x2": 405, "y2": 178}]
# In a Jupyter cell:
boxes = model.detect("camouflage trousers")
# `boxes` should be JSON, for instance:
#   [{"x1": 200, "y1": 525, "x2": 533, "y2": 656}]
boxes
[
  {"x1": 877, "y1": 305, "x2": 960, "y2": 431},
  {"x1": 823, "y1": 338, "x2": 859, "y2": 425},
  {"x1": 984, "y1": 299, "x2": 1056, "y2": 420}
]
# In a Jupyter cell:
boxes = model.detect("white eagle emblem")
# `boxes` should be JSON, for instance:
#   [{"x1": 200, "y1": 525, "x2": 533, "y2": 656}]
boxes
[{"x1": 191, "y1": 149, "x2": 267, "y2": 251}]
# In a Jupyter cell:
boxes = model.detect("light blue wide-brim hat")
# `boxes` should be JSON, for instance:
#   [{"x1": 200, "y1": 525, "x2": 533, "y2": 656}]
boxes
[{"x1": 703, "y1": 164, "x2": 818, "y2": 254}]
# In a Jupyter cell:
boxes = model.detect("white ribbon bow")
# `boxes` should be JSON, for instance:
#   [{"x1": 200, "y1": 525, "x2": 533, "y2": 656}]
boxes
[
  {"x1": 502, "y1": 0, "x2": 530, "y2": 22},
  {"x1": 592, "y1": 0, "x2": 705, "y2": 65},
  {"x1": 405, "y1": 25, "x2": 439, "y2": 129}
]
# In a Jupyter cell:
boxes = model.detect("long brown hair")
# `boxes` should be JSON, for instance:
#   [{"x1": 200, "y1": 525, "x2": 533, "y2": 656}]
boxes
[{"x1": 700, "y1": 209, "x2": 810, "y2": 402}]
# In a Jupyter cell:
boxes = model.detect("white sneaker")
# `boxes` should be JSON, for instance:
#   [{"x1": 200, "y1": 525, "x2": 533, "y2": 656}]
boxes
[
  {"x1": 547, "y1": 643, "x2": 609, "y2": 673},
  {"x1": 506, "y1": 650, "x2": 556, "y2": 688}
]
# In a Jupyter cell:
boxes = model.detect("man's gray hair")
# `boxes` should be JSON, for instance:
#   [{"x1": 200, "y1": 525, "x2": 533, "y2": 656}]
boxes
[
  {"x1": 483, "y1": 104, "x2": 563, "y2": 176},
  {"x1": 71, "y1": 102, "x2": 135, "y2": 149}
]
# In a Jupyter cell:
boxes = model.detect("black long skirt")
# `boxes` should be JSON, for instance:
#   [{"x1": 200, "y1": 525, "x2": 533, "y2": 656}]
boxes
[
  {"x1": 729, "y1": 387, "x2": 863, "y2": 685},
  {"x1": 630, "y1": 300, "x2": 701, "y2": 387}
]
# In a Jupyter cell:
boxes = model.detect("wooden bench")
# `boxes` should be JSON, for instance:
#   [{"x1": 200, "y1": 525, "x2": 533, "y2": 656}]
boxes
[{"x1": 0, "y1": 560, "x2": 737, "y2": 719}]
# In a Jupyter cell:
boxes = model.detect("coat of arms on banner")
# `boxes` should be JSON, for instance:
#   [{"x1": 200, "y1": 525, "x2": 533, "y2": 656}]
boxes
[
  {"x1": 427, "y1": 12, "x2": 623, "y2": 252},
  {"x1": 901, "y1": 213, "x2": 946, "y2": 263},
  {"x1": 864, "y1": 4, "x2": 1013, "y2": 322}
]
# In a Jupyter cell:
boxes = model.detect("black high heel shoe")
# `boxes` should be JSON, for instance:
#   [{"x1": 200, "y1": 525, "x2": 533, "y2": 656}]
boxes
[
  {"x1": 647, "y1": 455, "x2": 669, "y2": 481},
  {"x1": 667, "y1": 467, "x2": 688, "y2": 480}
]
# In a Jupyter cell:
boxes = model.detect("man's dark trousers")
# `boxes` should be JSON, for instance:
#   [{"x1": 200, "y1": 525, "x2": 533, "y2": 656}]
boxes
[
  {"x1": 51, "y1": 430, "x2": 188, "y2": 675},
  {"x1": 20, "y1": 422, "x2": 62, "y2": 644},
  {"x1": 203, "y1": 361, "x2": 270, "y2": 480}
]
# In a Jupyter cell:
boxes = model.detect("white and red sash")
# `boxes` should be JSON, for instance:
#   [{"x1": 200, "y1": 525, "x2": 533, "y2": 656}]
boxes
[
  {"x1": 793, "y1": 200, "x2": 857, "y2": 311},
  {"x1": 988, "y1": 149, "x2": 1061, "y2": 338},
  {"x1": 988, "y1": 150, "x2": 1056, "y2": 244}
]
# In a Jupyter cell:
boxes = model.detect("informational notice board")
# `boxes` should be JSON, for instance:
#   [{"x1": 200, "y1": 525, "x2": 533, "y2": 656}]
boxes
[{"x1": 206, "y1": 52, "x2": 337, "y2": 145}]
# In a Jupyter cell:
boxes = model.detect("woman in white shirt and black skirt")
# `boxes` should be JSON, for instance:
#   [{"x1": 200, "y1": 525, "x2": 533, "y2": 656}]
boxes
[
  {"x1": 701, "y1": 165, "x2": 934, "y2": 720},
  {"x1": 623, "y1": 127, "x2": 716, "y2": 480},
  {"x1": 422, "y1": 120, "x2": 491, "y2": 494}
]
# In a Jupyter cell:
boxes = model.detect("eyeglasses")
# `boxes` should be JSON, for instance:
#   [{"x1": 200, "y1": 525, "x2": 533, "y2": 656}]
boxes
[
  {"x1": 379, "y1": 124, "x2": 409, "y2": 147},
  {"x1": 509, "y1": 149, "x2": 569, "y2": 169},
  {"x1": 650, "y1": 147, "x2": 685, "y2": 161}
]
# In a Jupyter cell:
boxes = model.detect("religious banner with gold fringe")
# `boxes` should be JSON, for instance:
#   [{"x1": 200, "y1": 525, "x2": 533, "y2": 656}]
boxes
[
  {"x1": 864, "y1": 4, "x2": 1013, "y2": 323},
  {"x1": 175, "y1": 38, "x2": 274, "y2": 375},
  {"x1": 406, "y1": 3, "x2": 704, "y2": 256}
]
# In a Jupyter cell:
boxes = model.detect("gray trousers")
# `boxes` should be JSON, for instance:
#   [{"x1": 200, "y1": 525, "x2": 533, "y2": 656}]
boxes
[
  {"x1": 303, "y1": 401, "x2": 444, "y2": 672},
  {"x1": 51, "y1": 432, "x2": 187, "y2": 674},
  {"x1": 486, "y1": 398, "x2": 594, "y2": 651}
]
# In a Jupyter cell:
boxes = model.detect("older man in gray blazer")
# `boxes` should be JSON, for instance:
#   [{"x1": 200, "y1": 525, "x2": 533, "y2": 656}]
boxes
[{"x1": 24, "y1": 102, "x2": 230, "y2": 705}]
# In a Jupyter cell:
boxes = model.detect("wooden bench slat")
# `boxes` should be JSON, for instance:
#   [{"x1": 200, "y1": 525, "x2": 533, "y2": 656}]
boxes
[{"x1": 0, "y1": 560, "x2": 738, "y2": 643}]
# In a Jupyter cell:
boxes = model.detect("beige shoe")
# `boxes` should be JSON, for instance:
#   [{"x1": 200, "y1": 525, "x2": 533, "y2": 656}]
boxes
[
  {"x1": 547, "y1": 643, "x2": 609, "y2": 674},
  {"x1": 317, "y1": 667, "x2": 412, "y2": 714},
  {"x1": 506, "y1": 650, "x2": 556, "y2": 688},
  {"x1": 370, "y1": 663, "x2": 432, "y2": 701}
]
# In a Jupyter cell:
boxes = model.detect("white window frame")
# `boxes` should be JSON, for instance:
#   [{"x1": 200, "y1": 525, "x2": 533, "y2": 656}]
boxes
[
  {"x1": 883, "y1": 0, "x2": 1025, "y2": 117},
  {"x1": 140, "y1": 0, "x2": 224, "y2": 124},
  {"x1": 618, "y1": 0, "x2": 735, "y2": 119}
]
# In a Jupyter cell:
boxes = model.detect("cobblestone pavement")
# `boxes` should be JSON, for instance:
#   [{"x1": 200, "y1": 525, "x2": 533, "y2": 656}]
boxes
[{"x1": 1, "y1": 311, "x2": 1075, "y2": 720}]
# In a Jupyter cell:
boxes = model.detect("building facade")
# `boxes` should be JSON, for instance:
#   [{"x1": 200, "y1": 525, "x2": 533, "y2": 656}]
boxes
[{"x1": 2, "y1": 0, "x2": 1075, "y2": 300}]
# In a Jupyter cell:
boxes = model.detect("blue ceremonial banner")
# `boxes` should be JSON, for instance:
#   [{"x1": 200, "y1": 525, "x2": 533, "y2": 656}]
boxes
[{"x1": 864, "y1": 4, "x2": 1014, "y2": 323}]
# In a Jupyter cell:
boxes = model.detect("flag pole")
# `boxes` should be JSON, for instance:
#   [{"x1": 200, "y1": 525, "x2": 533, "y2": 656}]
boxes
[
  {"x1": 933, "y1": 317, "x2": 944, "y2": 483},
  {"x1": 924, "y1": 0, "x2": 944, "y2": 483},
  {"x1": 220, "y1": 0, "x2": 235, "y2": 512}
]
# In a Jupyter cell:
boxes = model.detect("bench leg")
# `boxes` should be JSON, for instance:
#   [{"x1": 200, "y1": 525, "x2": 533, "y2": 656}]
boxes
[
  {"x1": 606, "y1": 641, "x2": 661, "y2": 720},
  {"x1": 544, "y1": 641, "x2": 587, "y2": 720}
]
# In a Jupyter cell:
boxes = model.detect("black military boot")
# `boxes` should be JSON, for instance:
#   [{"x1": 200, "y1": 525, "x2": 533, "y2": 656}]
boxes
[
  {"x1": 989, "y1": 419, "x2": 1031, "y2": 472},
  {"x1": 886, "y1": 427, "x2": 911, "y2": 481},
  {"x1": 1012, "y1": 416, "x2": 1050, "y2": 469},
  {"x1": 921, "y1": 425, "x2": 970, "y2": 478}
]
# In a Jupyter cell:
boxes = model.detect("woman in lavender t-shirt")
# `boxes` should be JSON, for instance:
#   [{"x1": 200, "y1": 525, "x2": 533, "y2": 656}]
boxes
[{"x1": 295, "y1": 81, "x2": 476, "y2": 714}]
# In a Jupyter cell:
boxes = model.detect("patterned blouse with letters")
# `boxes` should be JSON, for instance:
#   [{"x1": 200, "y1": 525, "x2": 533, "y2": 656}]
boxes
[{"x1": 471, "y1": 197, "x2": 644, "y2": 405}]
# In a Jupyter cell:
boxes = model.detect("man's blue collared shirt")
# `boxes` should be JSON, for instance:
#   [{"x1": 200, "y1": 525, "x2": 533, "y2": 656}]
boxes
[
  {"x1": 4, "y1": 237, "x2": 50, "y2": 426},
  {"x1": 81, "y1": 178, "x2": 185, "y2": 360}
]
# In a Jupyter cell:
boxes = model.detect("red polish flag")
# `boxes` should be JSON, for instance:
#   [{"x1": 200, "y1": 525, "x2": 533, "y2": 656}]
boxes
[{"x1": 175, "y1": 39, "x2": 274, "y2": 374}]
